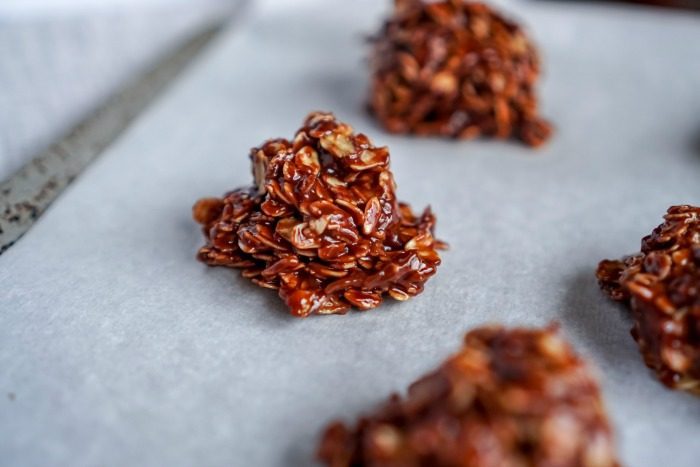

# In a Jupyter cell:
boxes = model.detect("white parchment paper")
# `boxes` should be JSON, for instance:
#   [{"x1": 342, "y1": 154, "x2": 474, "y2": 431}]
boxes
[{"x1": 1, "y1": 1, "x2": 700, "y2": 466}]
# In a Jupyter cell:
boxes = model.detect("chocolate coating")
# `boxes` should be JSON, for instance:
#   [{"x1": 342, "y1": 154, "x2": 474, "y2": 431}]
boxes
[
  {"x1": 369, "y1": 0, "x2": 552, "y2": 147},
  {"x1": 597, "y1": 205, "x2": 700, "y2": 393},
  {"x1": 194, "y1": 112, "x2": 443, "y2": 317},
  {"x1": 318, "y1": 325, "x2": 618, "y2": 466}
]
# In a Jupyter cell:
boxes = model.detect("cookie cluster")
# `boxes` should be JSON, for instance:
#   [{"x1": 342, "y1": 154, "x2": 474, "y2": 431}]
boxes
[
  {"x1": 318, "y1": 325, "x2": 619, "y2": 467},
  {"x1": 369, "y1": 0, "x2": 552, "y2": 146},
  {"x1": 194, "y1": 112, "x2": 443, "y2": 317},
  {"x1": 597, "y1": 205, "x2": 700, "y2": 394}
]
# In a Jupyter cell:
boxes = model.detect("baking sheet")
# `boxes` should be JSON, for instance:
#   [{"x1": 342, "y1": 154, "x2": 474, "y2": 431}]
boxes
[
  {"x1": 1, "y1": 0, "x2": 700, "y2": 465},
  {"x1": 0, "y1": 0, "x2": 234, "y2": 181}
]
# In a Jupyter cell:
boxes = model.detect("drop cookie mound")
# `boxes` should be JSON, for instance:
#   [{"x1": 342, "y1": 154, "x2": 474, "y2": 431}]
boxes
[
  {"x1": 597, "y1": 205, "x2": 700, "y2": 394},
  {"x1": 194, "y1": 112, "x2": 443, "y2": 317},
  {"x1": 318, "y1": 325, "x2": 618, "y2": 467},
  {"x1": 369, "y1": 0, "x2": 552, "y2": 147}
]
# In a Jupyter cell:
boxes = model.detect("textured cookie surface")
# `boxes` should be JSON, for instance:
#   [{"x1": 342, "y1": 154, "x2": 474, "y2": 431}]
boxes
[
  {"x1": 597, "y1": 205, "x2": 700, "y2": 393},
  {"x1": 369, "y1": 0, "x2": 552, "y2": 147},
  {"x1": 194, "y1": 112, "x2": 443, "y2": 317},
  {"x1": 318, "y1": 325, "x2": 618, "y2": 466}
]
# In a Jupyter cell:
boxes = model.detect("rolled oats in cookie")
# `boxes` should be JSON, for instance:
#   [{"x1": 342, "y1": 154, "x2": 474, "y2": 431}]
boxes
[
  {"x1": 596, "y1": 205, "x2": 700, "y2": 394},
  {"x1": 318, "y1": 325, "x2": 618, "y2": 467},
  {"x1": 369, "y1": 0, "x2": 552, "y2": 147},
  {"x1": 193, "y1": 112, "x2": 444, "y2": 317}
]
